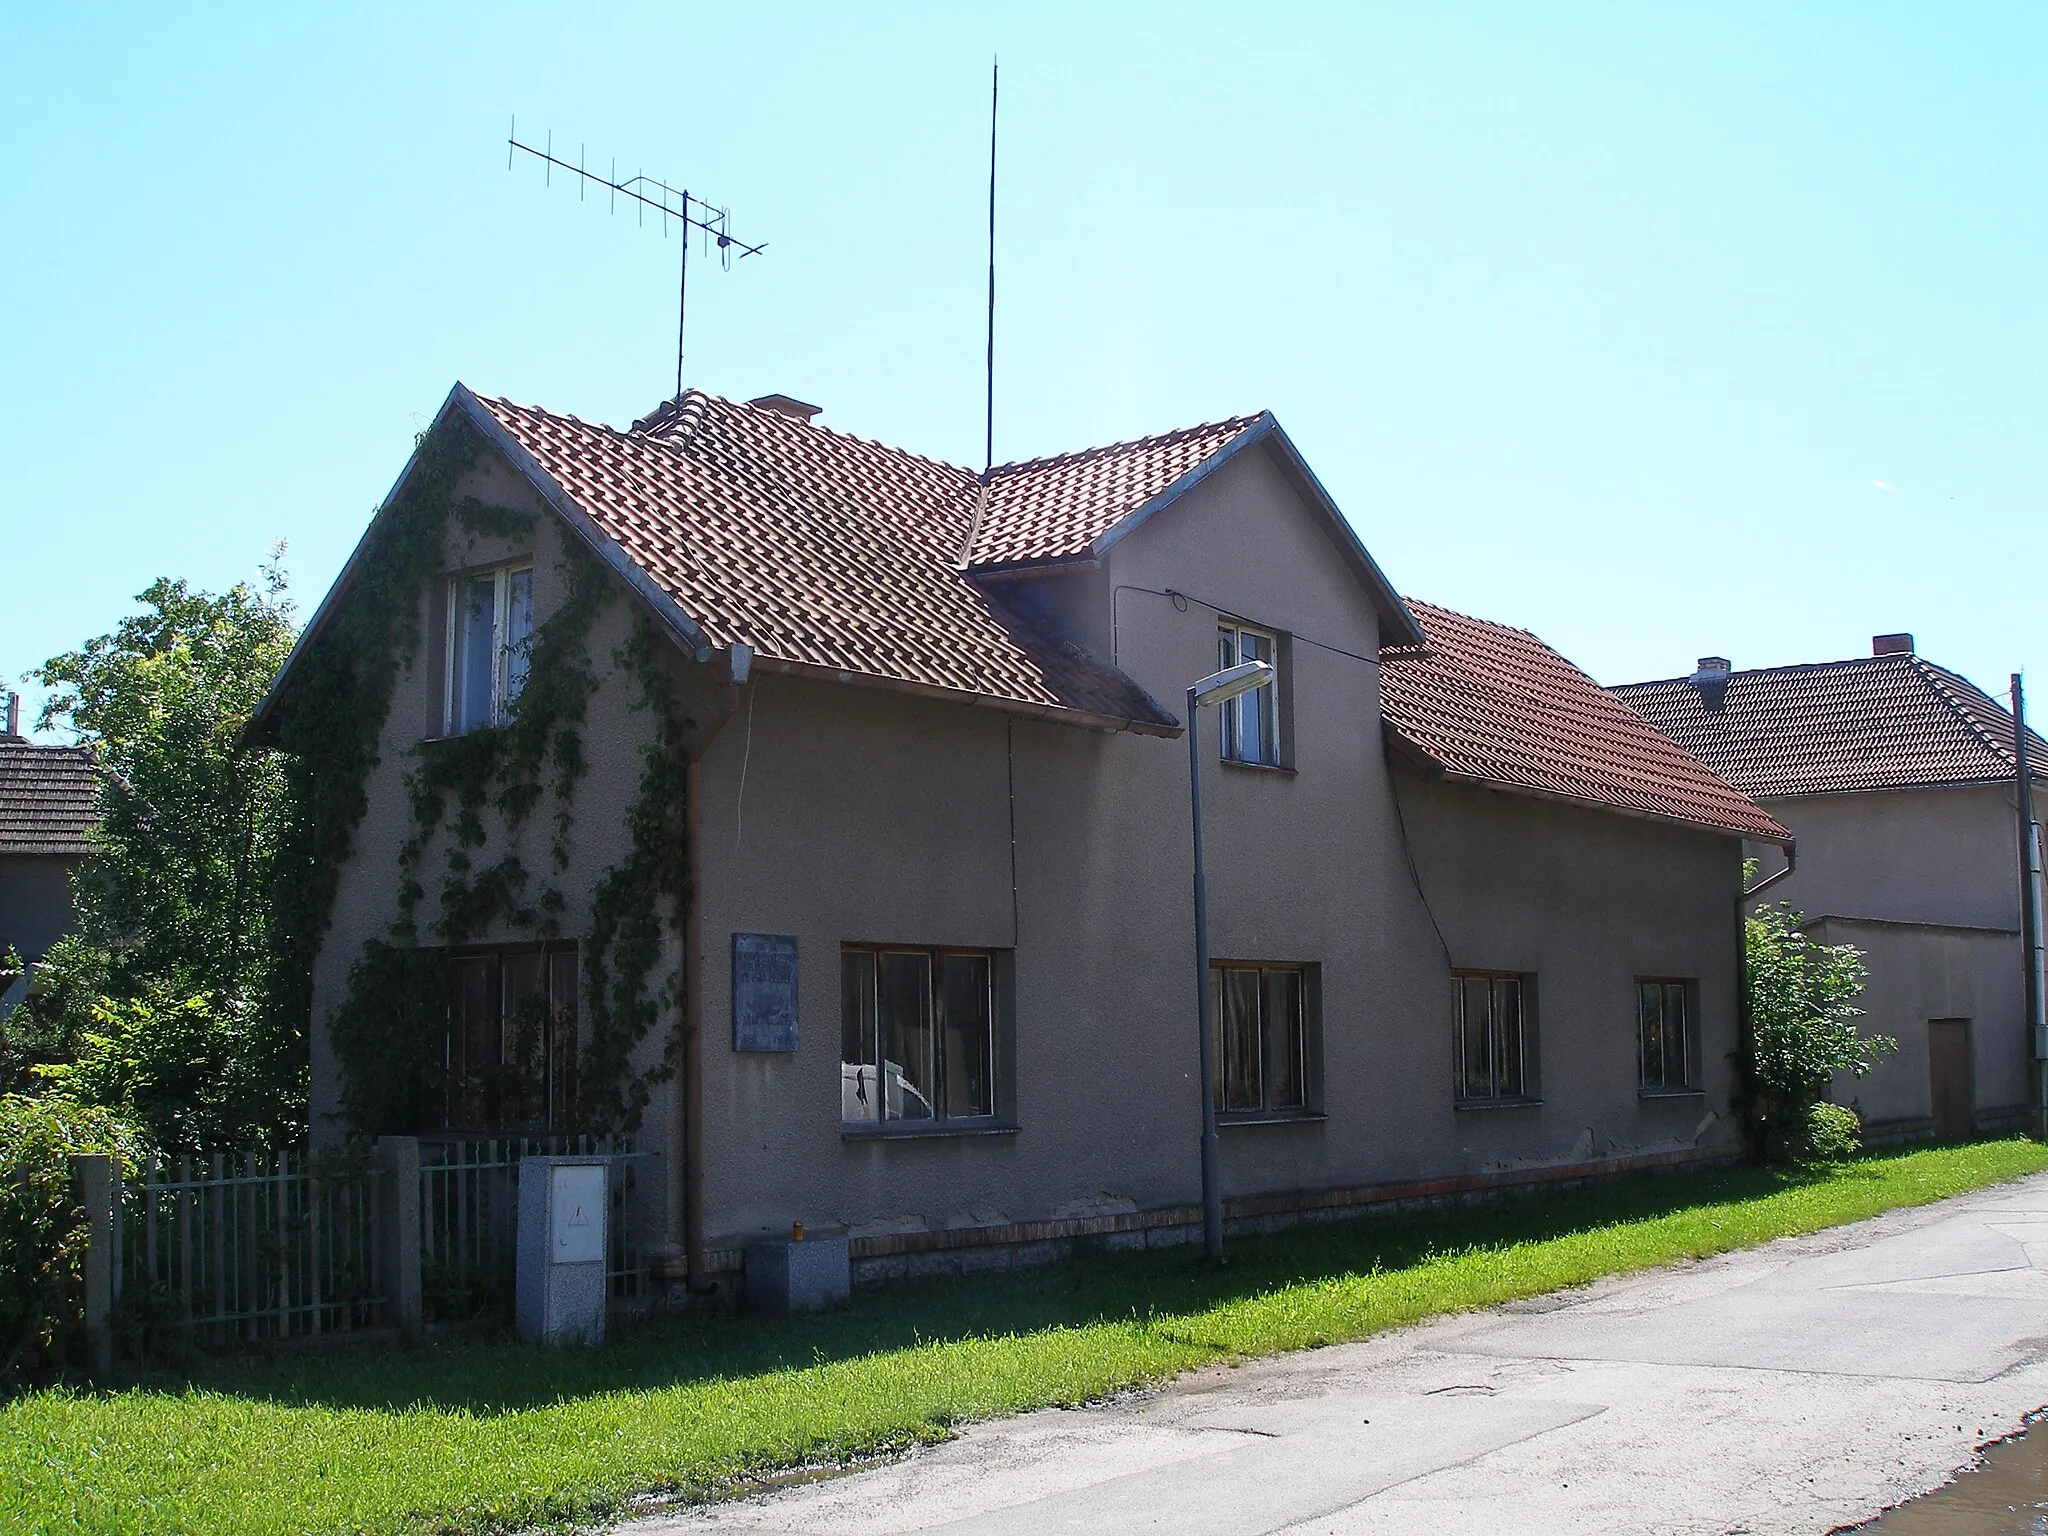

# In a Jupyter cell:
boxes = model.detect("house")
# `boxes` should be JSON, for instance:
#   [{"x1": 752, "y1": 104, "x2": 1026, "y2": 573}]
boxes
[
  {"x1": 250, "y1": 384, "x2": 1788, "y2": 1288},
  {"x1": 0, "y1": 690, "x2": 98, "y2": 995},
  {"x1": 1614, "y1": 639, "x2": 2048, "y2": 1143}
]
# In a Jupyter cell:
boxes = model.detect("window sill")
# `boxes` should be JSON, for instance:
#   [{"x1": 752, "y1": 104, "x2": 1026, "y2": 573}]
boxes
[
  {"x1": 1219, "y1": 1110, "x2": 1326, "y2": 1127},
  {"x1": 1219, "y1": 758, "x2": 1296, "y2": 777},
  {"x1": 1638, "y1": 1086, "x2": 1704, "y2": 1100},
  {"x1": 415, "y1": 729, "x2": 502, "y2": 747},
  {"x1": 841, "y1": 1121, "x2": 1018, "y2": 1143},
  {"x1": 1453, "y1": 1097, "x2": 1544, "y2": 1112}
]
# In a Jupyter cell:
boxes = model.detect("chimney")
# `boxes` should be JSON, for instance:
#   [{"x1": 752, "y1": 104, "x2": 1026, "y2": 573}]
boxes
[
  {"x1": 3, "y1": 690, "x2": 19, "y2": 741},
  {"x1": 1689, "y1": 656, "x2": 1732, "y2": 711},
  {"x1": 1873, "y1": 633, "x2": 1914, "y2": 657},
  {"x1": 746, "y1": 393, "x2": 822, "y2": 426}
]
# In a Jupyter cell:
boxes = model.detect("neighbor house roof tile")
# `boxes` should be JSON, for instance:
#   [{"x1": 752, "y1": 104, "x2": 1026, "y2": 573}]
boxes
[
  {"x1": 1610, "y1": 655, "x2": 2048, "y2": 798},
  {"x1": 1379, "y1": 601, "x2": 1791, "y2": 842},
  {"x1": 0, "y1": 741, "x2": 99, "y2": 857},
  {"x1": 474, "y1": 391, "x2": 1181, "y2": 732}
]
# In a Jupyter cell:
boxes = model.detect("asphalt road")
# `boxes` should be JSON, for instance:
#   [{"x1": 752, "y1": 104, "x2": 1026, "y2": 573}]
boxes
[{"x1": 642, "y1": 1172, "x2": 2048, "y2": 1535}]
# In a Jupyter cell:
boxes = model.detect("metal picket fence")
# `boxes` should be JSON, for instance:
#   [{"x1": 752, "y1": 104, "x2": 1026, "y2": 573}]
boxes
[
  {"x1": 119, "y1": 1148, "x2": 385, "y2": 1347},
  {"x1": 71, "y1": 1134, "x2": 650, "y2": 1358},
  {"x1": 419, "y1": 1134, "x2": 645, "y2": 1324}
]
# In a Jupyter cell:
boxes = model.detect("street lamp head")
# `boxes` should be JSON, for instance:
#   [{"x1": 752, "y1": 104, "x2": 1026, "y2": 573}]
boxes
[{"x1": 1188, "y1": 660, "x2": 1274, "y2": 708}]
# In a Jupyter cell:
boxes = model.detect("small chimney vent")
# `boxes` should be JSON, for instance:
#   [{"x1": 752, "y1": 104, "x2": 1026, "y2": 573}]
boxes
[
  {"x1": 1873, "y1": 633, "x2": 1914, "y2": 657},
  {"x1": 1688, "y1": 656, "x2": 1732, "y2": 711},
  {"x1": 747, "y1": 393, "x2": 822, "y2": 425}
]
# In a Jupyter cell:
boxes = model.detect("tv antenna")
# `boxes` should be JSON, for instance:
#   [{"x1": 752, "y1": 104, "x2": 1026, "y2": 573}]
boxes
[{"x1": 508, "y1": 119, "x2": 767, "y2": 400}]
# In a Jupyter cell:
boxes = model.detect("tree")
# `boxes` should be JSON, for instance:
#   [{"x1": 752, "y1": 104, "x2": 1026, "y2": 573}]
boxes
[
  {"x1": 5, "y1": 553, "x2": 301, "y2": 1147},
  {"x1": 1745, "y1": 899, "x2": 1892, "y2": 1159}
]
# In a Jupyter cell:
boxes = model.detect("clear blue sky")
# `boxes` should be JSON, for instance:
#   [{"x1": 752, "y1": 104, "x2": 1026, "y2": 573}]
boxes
[{"x1": 5, "y1": 4, "x2": 2042, "y2": 740}]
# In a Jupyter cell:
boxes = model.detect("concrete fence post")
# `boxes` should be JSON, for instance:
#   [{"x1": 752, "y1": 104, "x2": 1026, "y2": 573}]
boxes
[
  {"x1": 71, "y1": 1153, "x2": 114, "y2": 1375},
  {"x1": 372, "y1": 1136, "x2": 422, "y2": 1336}
]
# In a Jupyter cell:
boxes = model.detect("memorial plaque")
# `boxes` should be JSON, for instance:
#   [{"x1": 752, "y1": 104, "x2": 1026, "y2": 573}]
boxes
[{"x1": 732, "y1": 932, "x2": 799, "y2": 1052}]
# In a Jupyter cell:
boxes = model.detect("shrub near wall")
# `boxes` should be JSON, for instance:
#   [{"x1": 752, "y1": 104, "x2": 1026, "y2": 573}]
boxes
[{"x1": 0, "y1": 1095, "x2": 140, "y2": 1388}]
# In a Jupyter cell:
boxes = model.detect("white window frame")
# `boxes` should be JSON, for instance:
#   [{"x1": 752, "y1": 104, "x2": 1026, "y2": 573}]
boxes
[
  {"x1": 1217, "y1": 621, "x2": 1281, "y2": 766},
  {"x1": 443, "y1": 563, "x2": 533, "y2": 735}
]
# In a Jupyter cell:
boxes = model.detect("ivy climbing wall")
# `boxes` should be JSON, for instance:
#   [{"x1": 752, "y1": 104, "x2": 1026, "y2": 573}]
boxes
[{"x1": 269, "y1": 422, "x2": 710, "y2": 1147}]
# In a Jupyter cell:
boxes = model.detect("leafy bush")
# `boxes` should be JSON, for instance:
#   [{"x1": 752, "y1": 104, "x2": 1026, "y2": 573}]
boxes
[
  {"x1": 32, "y1": 983, "x2": 276, "y2": 1152},
  {"x1": 1803, "y1": 1102, "x2": 1863, "y2": 1161},
  {"x1": 0, "y1": 1095, "x2": 142, "y2": 1388},
  {"x1": 1746, "y1": 901, "x2": 1892, "y2": 1160},
  {"x1": 18, "y1": 558, "x2": 304, "y2": 1148}
]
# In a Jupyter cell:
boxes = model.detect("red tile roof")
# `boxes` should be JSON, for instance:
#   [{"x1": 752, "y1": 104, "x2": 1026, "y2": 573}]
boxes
[
  {"x1": 1380, "y1": 602, "x2": 1792, "y2": 842},
  {"x1": 0, "y1": 741, "x2": 99, "y2": 857},
  {"x1": 1611, "y1": 655, "x2": 2048, "y2": 798},
  {"x1": 472, "y1": 391, "x2": 1180, "y2": 733},
  {"x1": 967, "y1": 415, "x2": 1264, "y2": 569}
]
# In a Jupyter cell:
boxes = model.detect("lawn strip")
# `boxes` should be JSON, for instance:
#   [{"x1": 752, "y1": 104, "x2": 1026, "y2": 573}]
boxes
[{"x1": 4, "y1": 1140, "x2": 2044, "y2": 1536}]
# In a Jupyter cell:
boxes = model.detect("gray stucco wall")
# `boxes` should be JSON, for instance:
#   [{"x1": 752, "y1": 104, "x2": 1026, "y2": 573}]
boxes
[
  {"x1": 1811, "y1": 917, "x2": 2026, "y2": 1133},
  {"x1": 1393, "y1": 772, "x2": 1745, "y2": 1169},
  {"x1": 689, "y1": 445, "x2": 1746, "y2": 1251},
  {"x1": 1741, "y1": 782, "x2": 2040, "y2": 1138},
  {"x1": 1745, "y1": 784, "x2": 2037, "y2": 932},
  {"x1": 308, "y1": 433, "x2": 1752, "y2": 1271},
  {"x1": 0, "y1": 853, "x2": 81, "y2": 962}
]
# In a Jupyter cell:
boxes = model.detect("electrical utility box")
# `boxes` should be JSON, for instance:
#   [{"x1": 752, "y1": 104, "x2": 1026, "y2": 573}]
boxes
[{"x1": 516, "y1": 1156, "x2": 608, "y2": 1346}]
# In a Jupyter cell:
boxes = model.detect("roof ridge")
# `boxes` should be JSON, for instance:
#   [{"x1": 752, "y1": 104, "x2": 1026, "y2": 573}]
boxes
[
  {"x1": 649, "y1": 390, "x2": 979, "y2": 483},
  {"x1": 1910, "y1": 656, "x2": 2021, "y2": 769},
  {"x1": 0, "y1": 738, "x2": 96, "y2": 759},
  {"x1": 1613, "y1": 653, "x2": 1922, "y2": 690},
  {"x1": 985, "y1": 412, "x2": 1262, "y2": 479},
  {"x1": 1396, "y1": 595, "x2": 1545, "y2": 645},
  {"x1": 494, "y1": 389, "x2": 978, "y2": 485},
  {"x1": 628, "y1": 389, "x2": 712, "y2": 442},
  {"x1": 505, "y1": 392, "x2": 1289, "y2": 498}
]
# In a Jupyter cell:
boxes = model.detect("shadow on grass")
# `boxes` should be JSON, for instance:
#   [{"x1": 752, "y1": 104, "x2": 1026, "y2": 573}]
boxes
[{"x1": 112, "y1": 1156, "x2": 1902, "y2": 1419}]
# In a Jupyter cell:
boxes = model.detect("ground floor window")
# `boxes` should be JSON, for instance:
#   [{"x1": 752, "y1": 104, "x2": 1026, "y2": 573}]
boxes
[
  {"x1": 1212, "y1": 962, "x2": 1316, "y2": 1116},
  {"x1": 436, "y1": 945, "x2": 578, "y2": 1133},
  {"x1": 1454, "y1": 971, "x2": 1530, "y2": 1104},
  {"x1": 1638, "y1": 979, "x2": 1694, "y2": 1091},
  {"x1": 840, "y1": 946, "x2": 997, "y2": 1126}
]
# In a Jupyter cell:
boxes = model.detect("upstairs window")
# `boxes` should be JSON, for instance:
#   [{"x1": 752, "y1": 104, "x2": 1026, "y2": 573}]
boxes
[
  {"x1": 1217, "y1": 622, "x2": 1280, "y2": 765},
  {"x1": 1638, "y1": 979, "x2": 1695, "y2": 1092},
  {"x1": 1454, "y1": 971, "x2": 1532, "y2": 1104},
  {"x1": 840, "y1": 946, "x2": 998, "y2": 1127},
  {"x1": 445, "y1": 564, "x2": 534, "y2": 734}
]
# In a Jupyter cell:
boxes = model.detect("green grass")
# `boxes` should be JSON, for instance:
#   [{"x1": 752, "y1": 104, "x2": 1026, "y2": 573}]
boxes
[{"x1": 7, "y1": 1139, "x2": 2045, "y2": 1536}]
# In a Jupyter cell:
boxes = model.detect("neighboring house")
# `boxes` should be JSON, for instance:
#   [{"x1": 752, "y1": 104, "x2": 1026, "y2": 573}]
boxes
[
  {"x1": 0, "y1": 690, "x2": 99, "y2": 1004},
  {"x1": 251, "y1": 384, "x2": 1788, "y2": 1287},
  {"x1": 1614, "y1": 639, "x2": 2048, "y2": 1143}
]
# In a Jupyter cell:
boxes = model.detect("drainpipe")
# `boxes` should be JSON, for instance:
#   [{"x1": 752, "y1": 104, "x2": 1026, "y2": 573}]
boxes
[
  {"x1": 669, "y1": 643, "x2": 751, "y2": 1296},
  {"x1": 2012, "y1": 676, "x2": 2046, "y2": 1141}
]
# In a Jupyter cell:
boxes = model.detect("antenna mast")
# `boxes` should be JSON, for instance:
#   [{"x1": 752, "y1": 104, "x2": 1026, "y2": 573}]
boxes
[
  {"x1": 508, "y1": 120, "x2": 767, "y2": 400},
  {"x1": 984, "y1": 61, "x2": 999, "y2": 476}
]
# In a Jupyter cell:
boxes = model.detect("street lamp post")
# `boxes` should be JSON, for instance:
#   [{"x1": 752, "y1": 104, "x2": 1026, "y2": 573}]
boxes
[{"x1": 1185, "y1": 659, "x2": 1275, "y2": 1262}]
